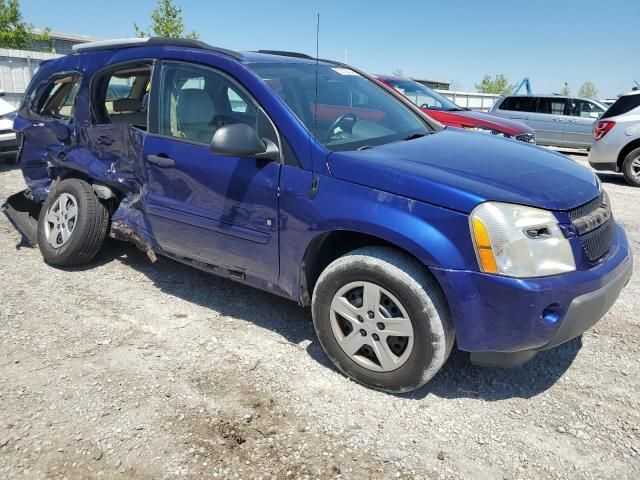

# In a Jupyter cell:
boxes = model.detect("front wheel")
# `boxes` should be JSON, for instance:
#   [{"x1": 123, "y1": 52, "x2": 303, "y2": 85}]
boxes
[
  {"x1": 312, "y1": 247, "x2": 454, "y2": 393},
  {"x1": 37, "y1": 178, "x2": 109, "y2": 266},
  {"x1": 622, "y1": 147, "x2": 640, "y2": 187}
]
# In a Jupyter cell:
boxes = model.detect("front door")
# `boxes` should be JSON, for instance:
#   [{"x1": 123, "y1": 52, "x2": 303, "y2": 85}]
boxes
[
  {"x1": 143, "y1": 61, "x2": 281, "y2": 282},
  {"x1": 564, "y1": 98, "x2": 604, "y2": 148}
]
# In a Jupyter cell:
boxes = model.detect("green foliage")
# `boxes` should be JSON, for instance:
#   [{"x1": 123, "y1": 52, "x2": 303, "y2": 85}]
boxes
[
  {"x1": 560, "y1": 82, "x2": 570, "y2": 96},
  {"x1": 578, "y1": 81, "x2": 598, "y2": 99},
  {"x1": 0, "y1": 0, "x2": 49, "y2": 50},
  {"x1": 134, "y1": 0, "x2": 199, "y2": 40},
  {"x1": 474, "y1": 74, "x2": 515, "y2": 95}
]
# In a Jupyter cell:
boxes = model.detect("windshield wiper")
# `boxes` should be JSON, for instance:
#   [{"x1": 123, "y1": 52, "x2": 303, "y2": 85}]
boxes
[
  {"x1": 402, "y1": 132, "x2": 427, "y2": 141},
  {"x1": 356, "y1": 145, "x2": 375, "y2": 151}
]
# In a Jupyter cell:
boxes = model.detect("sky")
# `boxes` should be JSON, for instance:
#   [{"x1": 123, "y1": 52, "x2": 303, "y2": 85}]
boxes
[{"x1": 21, "y1": 0, "x2": 640, "y2": 98}]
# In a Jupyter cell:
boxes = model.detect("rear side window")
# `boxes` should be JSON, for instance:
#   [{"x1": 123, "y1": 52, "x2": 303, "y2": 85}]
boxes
[
  {"x1": 498, "y1": 96, "x2": 536, "y2": 112},
  {"x1": 536, "y1": 97, "x2": 567, "y2": 115},
  {"x1": 91, "y1": 63, "x2": 152, "y2": 130},
  {"x1": 33, "y1": 74, "x2": 81, "y2": 121},
  {"x1": 602, "y1": 94, "x2": 640, "y2": 119}
]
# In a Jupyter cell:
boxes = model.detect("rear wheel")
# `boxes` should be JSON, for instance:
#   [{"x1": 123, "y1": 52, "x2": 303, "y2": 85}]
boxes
[
  {"x1": 312, "y1": 247, "x2": 454, "y2": 393},
  {"x1": 37, "y1": 178, "x2": 109, "y2": 266},
  {"x1": 622, "y1": 147, "x2": 640, "y2": 187}
]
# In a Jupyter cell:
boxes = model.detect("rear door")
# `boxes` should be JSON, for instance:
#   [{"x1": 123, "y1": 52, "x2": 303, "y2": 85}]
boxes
[
  {"x1": 142, "y1": 60, "x2": 282, "y2": 283},
  {"x1": 564, "y1": 98, "x2": 605, "y2": 148},
  {"x1": 527, "y1": 97, "x2": 568, "y2": 146}
]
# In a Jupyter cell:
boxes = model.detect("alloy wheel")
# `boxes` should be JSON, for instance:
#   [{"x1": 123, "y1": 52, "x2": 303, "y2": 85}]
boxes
[
  {"x1": 329, "y1": 281, "x2": 414, "y2": 372},
  {"x1": 44, "y1": 193, "x2": 79, "y2": 249}
]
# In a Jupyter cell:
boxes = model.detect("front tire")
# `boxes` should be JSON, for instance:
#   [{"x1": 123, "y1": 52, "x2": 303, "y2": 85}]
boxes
[
  {"x1": 312, "y1": 247, "x2": 454, "y2": 393},
  {"x1": 622, "y1": 147, "x2": 640, "y2": 187},
  {"x1": 37, "y1": 178, "x2": 109, "y2": 266}
]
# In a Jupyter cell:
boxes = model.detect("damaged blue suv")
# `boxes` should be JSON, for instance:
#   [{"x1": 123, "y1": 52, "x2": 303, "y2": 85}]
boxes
[{"x1": 3, "y1": 38, "x2": 632, "y2": 392}]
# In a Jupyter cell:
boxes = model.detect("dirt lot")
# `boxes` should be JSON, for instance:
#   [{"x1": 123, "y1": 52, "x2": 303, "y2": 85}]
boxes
[{"x1": 0, "y1": 153, "x2": 639, "y2": 479}]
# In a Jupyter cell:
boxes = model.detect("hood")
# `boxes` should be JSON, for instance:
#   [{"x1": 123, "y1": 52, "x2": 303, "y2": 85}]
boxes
[
  {"x1": 425, "y1": 108, "x2": 532, "y2": 136},
  {"x1": 327, "y1": 128, "x2": 598, "y2": 214}
]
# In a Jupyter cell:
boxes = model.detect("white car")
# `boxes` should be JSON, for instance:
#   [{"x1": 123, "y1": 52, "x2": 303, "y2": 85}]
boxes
[
  {"x1": 589, "y1": 90, "x2": 640, "y2": 186},
  {"x1": 0, "y1": 91, "x2": 18, "y2": 160}
]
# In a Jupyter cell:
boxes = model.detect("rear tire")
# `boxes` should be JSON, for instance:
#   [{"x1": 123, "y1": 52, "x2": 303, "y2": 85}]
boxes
[
  {"x1": 312, "y1": 246, "x2": 454, "y2": 393},
  {"x1": 37, "y1": 178, "x2": 109, "y2": 266},
  {"x1": 622, "y1": 147, "x2": 640, "y2": 187}
]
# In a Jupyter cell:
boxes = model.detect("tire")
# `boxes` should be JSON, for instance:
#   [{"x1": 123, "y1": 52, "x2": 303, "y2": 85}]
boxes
[
  {"x1": 622, "y1": 147, "x2": 640, "y2": 187},
  {"x1": 312, "y1": 246, "x2": 454, "y2": 393},
  {"x1": 37, "y1": 178, "x2": 109, "y2": 266}
]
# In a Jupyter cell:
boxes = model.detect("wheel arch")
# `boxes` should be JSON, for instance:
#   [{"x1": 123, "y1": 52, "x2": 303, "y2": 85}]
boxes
[
  {"x1": 297, "y1": 224, "x2": 464, "y2": 307},
  {"x1": 617, "y1": 138, "x2": 640, "y2": 169}
]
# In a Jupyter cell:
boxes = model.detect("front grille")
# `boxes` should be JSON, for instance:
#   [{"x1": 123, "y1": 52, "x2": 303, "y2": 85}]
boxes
[
  {"x1": 515, "y1": 132, "x2": 536, "y2": 144},
  {"x1": 569, "y1": 193, "x2": 603, "y2": 221},
  {"x1": 569, "y1": 192, "x2": 615, "y2": 262},
  {"x1": 581, "y1": 220, "x2": 616, "y2": 261}
]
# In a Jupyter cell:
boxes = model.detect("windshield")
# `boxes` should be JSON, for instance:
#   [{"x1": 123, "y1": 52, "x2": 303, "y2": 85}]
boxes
[
  {"x1": 382, "y1": 78, "x2": 461, "y2": 112},
  {"x1": 249, "y1": 63, "x2": 429, "y2": 152}
]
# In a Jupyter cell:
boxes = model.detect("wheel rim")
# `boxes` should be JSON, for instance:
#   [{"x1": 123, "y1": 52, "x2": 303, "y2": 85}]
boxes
[
  {"x1": 44, "y1": 193, "x2": 78, "y2": 249},
  {"x1": 631, "y1": 156, "x2": 640, "y2": 178},
  {"x1": 329, "y1": 281, "x2": 414, "y2": 372}
]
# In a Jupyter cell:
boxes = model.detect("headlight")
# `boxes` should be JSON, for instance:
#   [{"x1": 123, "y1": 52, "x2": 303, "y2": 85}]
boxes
[
  {"x1": 470, "y1": 202, "x2": 576, "y2": 278},
  {"x1": 464, "y1": 126, "x2": 507, "y2": 137}
]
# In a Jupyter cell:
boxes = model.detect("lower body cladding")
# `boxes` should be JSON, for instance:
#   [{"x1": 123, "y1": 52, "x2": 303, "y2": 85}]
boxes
[{"x1": 431, "y1": 224, "x2": 633, "y2": 367}]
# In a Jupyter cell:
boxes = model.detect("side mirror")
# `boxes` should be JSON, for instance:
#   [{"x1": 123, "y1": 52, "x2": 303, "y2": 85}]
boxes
[{"x1": 210, "y1": 123, "x2": 279, "y2": 161}]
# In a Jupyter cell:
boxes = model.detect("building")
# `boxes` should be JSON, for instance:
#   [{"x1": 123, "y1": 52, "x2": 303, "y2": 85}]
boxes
[
  {"x1": 412, "y1": 77, "x2": 451, "y2": 91},
  {"x1": 0, "y1": 30, "x2": 100, "y2": 107},
  {"x1": 29, "y1": 29, "x2": 101, "y2": 55}
]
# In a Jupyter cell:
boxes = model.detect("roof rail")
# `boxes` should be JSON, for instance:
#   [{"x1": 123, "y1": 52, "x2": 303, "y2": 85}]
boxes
[
  {"x1": 254, "y1": 50, "x2": 314, "y2": 60},
  {"x1": 73, "y1": 37, "x2": 243, "y2": 59}
]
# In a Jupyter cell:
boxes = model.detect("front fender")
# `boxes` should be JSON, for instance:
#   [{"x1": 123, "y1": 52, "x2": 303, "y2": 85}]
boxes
[{"x1": 278, "y1": 167, "x2": 478, "y2": 299}]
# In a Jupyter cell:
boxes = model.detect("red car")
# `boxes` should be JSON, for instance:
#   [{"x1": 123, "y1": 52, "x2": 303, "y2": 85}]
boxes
[{"x1": 376, "y1": 75, "x2": 535, "y2": 144}]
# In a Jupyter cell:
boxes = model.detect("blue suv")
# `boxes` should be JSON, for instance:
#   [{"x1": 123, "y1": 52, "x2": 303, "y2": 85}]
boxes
[{"x1": 3, "y1": 38, "x2": 632, "y2": 392}]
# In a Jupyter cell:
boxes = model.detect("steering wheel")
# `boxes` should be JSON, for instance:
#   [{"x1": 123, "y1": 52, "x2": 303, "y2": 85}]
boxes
[
  {"x1": 324, "y1": 112, "x2": 359, "y2": 142},
  {"x1": 420, "y1": 103, "x2": 431, "y2": 109}
]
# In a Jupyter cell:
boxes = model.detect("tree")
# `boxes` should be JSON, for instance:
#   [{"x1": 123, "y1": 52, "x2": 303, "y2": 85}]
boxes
[
  {"x1": 560, "y1": 82, "x2": 570, "y2": 96},
  {"x1": 391, "y1": 68, "x2": 404, "y2": 77},
  {"x1": 474, "y1": 74, "x2": 515, "y2": 95},
  {"x1": 578, "y1": 81, "x2": 598, "y2": 99},
  {"x1": 134, "y1": 0, "x2": 198, "y2": 40},
  {"x1": 0, "y1": 0, "x2": 49, "y2": 50}
]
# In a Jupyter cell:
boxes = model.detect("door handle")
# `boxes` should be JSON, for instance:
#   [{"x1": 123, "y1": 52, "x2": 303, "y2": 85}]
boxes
[{"x1": 147, "y1": 154, "x2": 175, "y2": 167}]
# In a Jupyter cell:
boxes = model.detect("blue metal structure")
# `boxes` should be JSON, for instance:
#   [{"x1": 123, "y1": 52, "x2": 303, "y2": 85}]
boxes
[{"x1": 512, "y1": 77, "x2": 533, "y2": 96}]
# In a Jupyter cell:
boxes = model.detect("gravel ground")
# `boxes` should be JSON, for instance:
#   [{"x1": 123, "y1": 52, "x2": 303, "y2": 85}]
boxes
[{"x1": 0, "y1": 153, "x2": 639, "y2": 479}]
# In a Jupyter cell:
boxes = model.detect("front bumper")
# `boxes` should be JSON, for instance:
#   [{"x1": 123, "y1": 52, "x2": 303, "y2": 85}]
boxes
[{"x1": 431, "y1": 224, "x2": 632, "y2": 366}]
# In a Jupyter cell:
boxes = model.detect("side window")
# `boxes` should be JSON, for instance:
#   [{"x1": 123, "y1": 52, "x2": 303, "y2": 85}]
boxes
[
  {"x1": 92, "y1": 63, "x2": 152, "y2": 130},
  {"x1": 158, "y1": 62, "x2": 278, "y2": 148},
  {"x1": 537, "y1": 97, "x2": 567, "y2": 115},
  {"x1": 498, "y1": 96, "x2": 536, "y2": 112},
  {"x1": 33, "y1": 74, "x2": 81, "y2": 121},
  {"x1": 569, "y1": 99, "x2": 604, "y2": 118}
]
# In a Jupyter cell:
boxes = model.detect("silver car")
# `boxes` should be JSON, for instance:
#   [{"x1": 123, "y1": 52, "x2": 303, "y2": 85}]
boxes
[
  {"x1": 489, "y1": 95, "x2": 607, "y2": 149},
  {"x1": 589, "y1": 90, "x2": 640, "y2": 186}
]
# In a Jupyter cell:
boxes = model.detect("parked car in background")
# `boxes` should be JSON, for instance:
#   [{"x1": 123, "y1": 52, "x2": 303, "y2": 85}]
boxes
[
  {"x1": 0, "y1": 90, "x2": 18, "y2": 161},
  {"x1": 376, "y1": 75, "x2": 535, "y2": 144},
  {"x1": 589, "y1": 90, "x2": 640, "y2": 186},
  {"x1": 2, "y1": 38, "x2": 632, "y2": 393},
  {"x1": 490, "y1": 95, "x2": 607, "y2": 149}
]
